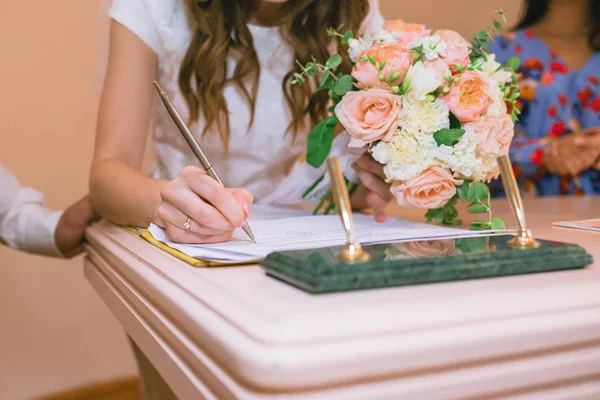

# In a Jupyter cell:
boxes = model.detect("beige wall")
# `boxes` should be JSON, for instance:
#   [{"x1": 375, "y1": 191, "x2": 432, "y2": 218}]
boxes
[{"x1": 0, "y1": 1, "x2": 522, "y2": 399}]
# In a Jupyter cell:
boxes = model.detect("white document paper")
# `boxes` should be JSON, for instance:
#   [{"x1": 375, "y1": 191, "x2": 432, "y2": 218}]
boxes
[
  {"x1": 147, "y1": 205, "x2": 499, "y2": 263},
  {"x1": 553, "y1": 218, "x2": 600, "y2": 232}
]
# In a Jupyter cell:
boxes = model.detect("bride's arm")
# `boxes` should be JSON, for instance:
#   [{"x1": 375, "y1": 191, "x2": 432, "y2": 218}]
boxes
[
  {"x1": 90, "y1": 22, "x2": 252, "y2": 244},
  {"x1": 90, "y1": 21, "x2": 165, "y2": 227}
]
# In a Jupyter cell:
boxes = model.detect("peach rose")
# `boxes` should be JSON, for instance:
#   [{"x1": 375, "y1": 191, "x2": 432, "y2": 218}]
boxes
[
  {"x1": 390, "y1": 166, "x2": 463, "y2": 209},
  {"x1": 384, "y1": 19, "x2": 431, "y2": 46},
  {"x1": 442, "y1": 71, "x2": 490, "y2": 122},
  {"x1": 335, "y1": 89, "x2": 402, "y2": 147},
  {"x1": 464, "y1": 114, "x2": 515, "y2": 157},
  {"x1": 352, "y1": 43, "x2": 411, "y2": 89},
  {"x1": 435, "y1": 30, "x2": 470, "y2": 73}
]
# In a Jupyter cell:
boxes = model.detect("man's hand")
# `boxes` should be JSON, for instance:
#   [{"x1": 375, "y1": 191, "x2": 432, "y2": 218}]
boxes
[{"x1": 54, "y1": 195, "x2": 99, "y2": 257}]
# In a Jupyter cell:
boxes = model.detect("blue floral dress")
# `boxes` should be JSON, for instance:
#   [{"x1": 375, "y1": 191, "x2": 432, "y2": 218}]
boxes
[{"x1": 490, "y1": 29, "x2": 600, "y2": 196}]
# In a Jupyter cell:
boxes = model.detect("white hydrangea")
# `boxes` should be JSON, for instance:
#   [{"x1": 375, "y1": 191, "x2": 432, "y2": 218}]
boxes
[
  {"x1": 480, "y1": 53, "x2": 512, "y2": 84},
  {"x1": 369, "y1": 31, "x2": 399, "y2": 45},
  {"x1": 348, "y1": 37, "x2": 373, "y2": 63},
  {"x1": 471, "y1": 155, "x2": 500, "y2": 182},
  {"x1": 400, "y1": 95, "x2": 450, "y2": 135},
  {"x1": 372, "y1": 130, "x2": 439, "y2": 181},
  {"x1": 408, "y1": 35, "x2": 447, "y2": 60},
  {"x1": 485, "y1": 78, "x2": 508, "y2": 117},
  {"x1": 405, "y1": 61, "x2": 442, "y2": 100},
  {"x1": 432, "y1": 130, "x2": 481, "y2": 179}
]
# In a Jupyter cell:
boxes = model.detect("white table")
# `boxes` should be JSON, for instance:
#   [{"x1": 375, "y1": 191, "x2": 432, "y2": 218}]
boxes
[{"x1": 84, "y1": 197, "x2": 600, "y2": 399}]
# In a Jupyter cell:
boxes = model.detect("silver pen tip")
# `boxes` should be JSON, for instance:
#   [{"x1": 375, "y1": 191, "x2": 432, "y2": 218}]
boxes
[{"x1": 243, "y1": 223, "x2": 257, "y2": 243}]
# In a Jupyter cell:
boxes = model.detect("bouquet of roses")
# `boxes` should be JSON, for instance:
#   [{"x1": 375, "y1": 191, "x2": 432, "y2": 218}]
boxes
[{"x1": 293, "y1": 9, "x2": 521, "y2": 230}]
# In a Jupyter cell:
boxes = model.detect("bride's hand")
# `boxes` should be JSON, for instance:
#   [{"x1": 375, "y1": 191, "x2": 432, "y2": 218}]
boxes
[
  {"x1": 155, "y1": 166, "x2": 253, "y2": 243},
  {"x1": 351, "y1": 154, "x2": 393, "y2": 223}
]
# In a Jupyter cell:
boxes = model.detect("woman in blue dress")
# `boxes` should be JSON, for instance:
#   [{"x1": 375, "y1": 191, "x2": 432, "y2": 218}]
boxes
[{"x1": 490, "y1": 0, "x2": 600, "y2": 196}]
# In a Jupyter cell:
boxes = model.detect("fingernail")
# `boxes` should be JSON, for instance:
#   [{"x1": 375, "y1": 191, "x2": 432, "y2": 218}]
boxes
[
  {"x1": 242, "y1": 201, "x2": 250, "y2": 219},
  {"x1": 376, "y1": 214, "x2": 386, "y2": 223}
]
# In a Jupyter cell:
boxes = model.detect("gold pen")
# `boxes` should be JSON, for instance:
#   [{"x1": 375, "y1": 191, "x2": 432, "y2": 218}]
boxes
[
  {"x1": 153, "y1": 81, "x2": 256, "y2": 243},
  {"x1": 326, "y1": 157, "x2": 370, "y2": 262}
]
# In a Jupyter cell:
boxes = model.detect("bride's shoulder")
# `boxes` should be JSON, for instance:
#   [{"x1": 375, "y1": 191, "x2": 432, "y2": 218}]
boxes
[{"x1": 109, "y1": 0, "x2": 188, "y2": 55}]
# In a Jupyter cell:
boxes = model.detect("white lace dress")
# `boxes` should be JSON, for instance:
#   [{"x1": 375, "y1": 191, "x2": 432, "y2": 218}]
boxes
[{"x1": 109, "y1": 0, "x2": 384, "y2": 204}]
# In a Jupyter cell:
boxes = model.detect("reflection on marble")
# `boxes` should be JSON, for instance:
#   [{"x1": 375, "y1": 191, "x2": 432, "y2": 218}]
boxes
[{"x1": 260, "y1": 235, "x2": 593, "y2": 294}]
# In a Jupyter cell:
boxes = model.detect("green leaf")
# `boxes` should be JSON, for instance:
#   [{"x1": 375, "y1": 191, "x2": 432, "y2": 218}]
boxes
[
  {"x1": 449, "y1": 113, "x2": 461, "y2": 129},
  {"x1": 342, "y1": 30, "x2": 353, "y2": 44},
  {"x1": 305, "y1": 62, "x2": 317, "y2": 77},
  {"x1": 306, "y1": 116, "x2": 338, "y2": 167},
  {"x1": 506, "y1": 56, "x2": 520, "y2": 71},
  {"x1": 443, "y1": 203, "x2": 459, "y2": 223},
  {"x1": 489, "y1": 217, "x2": 506, "y2": 230},
  {"x1": 425, "y1": 208, "x2": 444, "y2": 224},
  {"x1": 326, "y1": 54, "x2": 343, "y2": 69},
  {"x1": 476, "y1": 30, "x2": 488, "y2": 40},
  {"x1": 494, "y1": 20, "x2": 503, "y2": 31},
  {"x1": 467, "y1": 203, "x2": 489, "y2": 214},
  {"x1": 378, "y1": 59, "x2": 386, "y2": 71},
  {"x1": 412, "y1": 44, "x2": 424, "y2": 53},
  {"x1": 327, "y1": 105, "x2": 335, "y2": 113},
  {"x1": 456, "y1": 236, "x2": 489, "y2": 253},
  {"x1": 471, "y1": 37, "x2": 480, "y2": 48},
  {"x1": 359, "y1": 57, "x2": 368, "y2": 63},
  {"x1": 456, "y1": 182, "x2": 470, "y2": 201},
  {"x1": 467, "y1": 182, "x2": 489, "y2": 203},
  {"x1": 333, "y1": 75, "x2": 354, "y2": 96},
  {"x1": 367, "y1": 55, "x2": 377, "y2": 66},
  {"x1": 319, "y1": 72, "x2": 334, "y2": 90},
  {"x1": 480, "y1": 41, "x2": 490, "y2": 52},
  {"x1": 433, "y1": 128, "x2": 465, "y2": 147},
  {"x1": 469, "y1": 220, "x2": 491, "y2": 230}
]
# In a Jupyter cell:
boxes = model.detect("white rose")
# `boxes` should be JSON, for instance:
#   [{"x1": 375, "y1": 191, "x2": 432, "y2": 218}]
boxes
[{"x1": 405, "y1": 61, "x2": 442, "y2": 100}]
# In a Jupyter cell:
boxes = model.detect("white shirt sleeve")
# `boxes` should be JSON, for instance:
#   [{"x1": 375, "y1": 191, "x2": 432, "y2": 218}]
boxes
[
  {"x1": 0, "y1": 164, "x2": 64, "y2": 257},
  {"x1": 361, "y1": 0, "x2": 386, "y2": 36},
  {"x1": 109, "y1": 0, "x2": 162, "y2": 54}
]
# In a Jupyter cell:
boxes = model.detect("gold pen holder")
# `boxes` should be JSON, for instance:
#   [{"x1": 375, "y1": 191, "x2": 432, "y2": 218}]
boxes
[
  {"x1": 497, "y1": 155, "x2": 540, "y2": 249},
  {"x1": 326, "y1": 157, "x2": 371, "y2": 262}
]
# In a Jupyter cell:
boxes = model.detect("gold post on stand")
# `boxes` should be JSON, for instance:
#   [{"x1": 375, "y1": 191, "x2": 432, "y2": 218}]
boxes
[
  {"x1": 326, "y1": 157, "x2": 371, "y2": 262},
  {"x1": 497, "y1": 154, "x2": 541, "y2": 248}
]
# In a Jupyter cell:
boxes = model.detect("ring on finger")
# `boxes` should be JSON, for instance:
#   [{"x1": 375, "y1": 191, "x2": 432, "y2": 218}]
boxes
[{"x1": 183, "y1": 216, "x2": 192, "y2": 231}]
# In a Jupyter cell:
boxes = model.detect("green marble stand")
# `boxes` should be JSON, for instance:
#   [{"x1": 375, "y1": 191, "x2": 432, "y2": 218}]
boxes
[{"x1": 259, "y1": 235, "x2": 593, "y2": 294}]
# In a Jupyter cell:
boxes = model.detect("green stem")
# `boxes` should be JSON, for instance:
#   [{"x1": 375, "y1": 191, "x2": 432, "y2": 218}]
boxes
[
  {"x1": 302, "y1": 175, "x2": 324, "y2": 199},
  {"x1": 486, "y1": 191, "x2": 492, "y2": 224},
  {"x1": 313, "y1": 190, "x2": 331, "y2": 215}
]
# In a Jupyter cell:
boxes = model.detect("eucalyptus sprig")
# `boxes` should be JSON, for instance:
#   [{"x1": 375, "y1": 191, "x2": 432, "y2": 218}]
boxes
[
  {"x1": 425, "y1": 181, "x2": 505, "y2": 230},
  {"x1": 291, "y1": 28, "x2": 360, "y2": 167},
  {"x1": 469, "y1": 9, "x2": 507, "y2": 63}
]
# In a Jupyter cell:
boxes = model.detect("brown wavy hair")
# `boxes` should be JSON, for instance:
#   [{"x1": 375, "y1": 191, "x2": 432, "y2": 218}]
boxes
[{"x1": 179, "y1": 0, "x2": 370, "y2": 148}]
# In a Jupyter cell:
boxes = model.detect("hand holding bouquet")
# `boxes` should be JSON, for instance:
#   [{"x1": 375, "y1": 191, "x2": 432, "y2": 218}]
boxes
[{"x1": 293, "y1": 10, "x2": 521, "y2": 230}]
